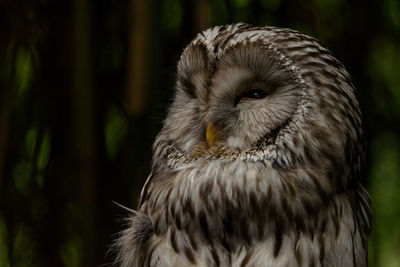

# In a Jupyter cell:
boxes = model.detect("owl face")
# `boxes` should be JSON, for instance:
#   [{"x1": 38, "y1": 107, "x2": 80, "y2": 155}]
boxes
[{"x1": 168, "y1": 40, "x2": 302, "y2": 154}]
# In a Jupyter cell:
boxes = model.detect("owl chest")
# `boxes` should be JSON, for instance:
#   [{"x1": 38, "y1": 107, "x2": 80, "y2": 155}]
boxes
[
  {"x1": 148, "y1": 164, "x2": 278, "y2": 244},
  {"x1": 146, "y1": 226, "x2": 359, "y2": 267},
  {"x1": 147, "y1": 196, "x2": 360, "y2": 266},
  {"x1": 144, "y1": 162, "x2": 364, "y2": 266}
]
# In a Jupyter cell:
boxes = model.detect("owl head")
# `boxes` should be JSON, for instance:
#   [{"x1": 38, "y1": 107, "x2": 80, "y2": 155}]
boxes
[{"x1": 153, "y1": 23, "x2": 363, "y2": 191}]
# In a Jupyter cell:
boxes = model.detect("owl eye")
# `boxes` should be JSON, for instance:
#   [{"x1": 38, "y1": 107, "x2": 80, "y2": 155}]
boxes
[{"x1": 240, "y1": 89, "x2": 267, "y2": 101}]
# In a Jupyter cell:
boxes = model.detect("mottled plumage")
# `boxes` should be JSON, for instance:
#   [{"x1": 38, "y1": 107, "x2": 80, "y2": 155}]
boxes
[{"x1": 115, "y1": 24, "x2": 371, "y2": 266}]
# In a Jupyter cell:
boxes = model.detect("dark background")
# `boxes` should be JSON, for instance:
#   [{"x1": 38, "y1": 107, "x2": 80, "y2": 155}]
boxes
[{"x1": 1, "y1": 0, "x2": 399, "y2": 266}]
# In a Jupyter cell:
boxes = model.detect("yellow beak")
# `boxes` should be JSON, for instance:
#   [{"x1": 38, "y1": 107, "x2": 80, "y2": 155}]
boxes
[{"x1": 206, "y1": 123, "x2": 218, "y2": 148}]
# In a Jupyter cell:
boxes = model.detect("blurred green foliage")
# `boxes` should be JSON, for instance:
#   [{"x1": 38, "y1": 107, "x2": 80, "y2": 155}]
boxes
[
  {"x1": 161, "y1": 0, "x2": 183, "y2": 32},
  {"x1": 0, "y1": 0, "x2": 399, "y2": 266},
  {"x1": 0, "y1": 215, "x2": 10, "y2": 267},
  {"x1": 369, "y1": 132, "x2": 400, "y2": 266},
  {"x1": 105, "y1": 107, "x2": 128, "y2": 160}
]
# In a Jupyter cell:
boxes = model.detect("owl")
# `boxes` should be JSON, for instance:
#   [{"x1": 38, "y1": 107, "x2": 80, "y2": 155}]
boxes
[{"x1": 115, "y1": 24, "x2": 371, "y2": 266}]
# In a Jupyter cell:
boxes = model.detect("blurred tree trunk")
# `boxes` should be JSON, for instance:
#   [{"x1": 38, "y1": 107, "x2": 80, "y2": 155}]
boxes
[
  {"x1": 122, "y1": 0, "x2": 153, "y2": 209},
  {"x1": 36, "y1": 1, "x2": 72, "y2": 265},
  {"x1": 0, "y1": 60, "x2": 11, "y2": 200},
  {"x1": 0, "y1": 19, "x2": 13, "y2": 266},
  {"x1": 194, "y1": 0, "x2": 212, "y2": 32},
  {"x1": 72, "y1": 0, "x2": 97, "y2": 265},
  {"x1": 126, "y1": 0, "x2": 151, "y2": 117},
  {"x1": 31, "y1": 0, "x2": 98, "y2": 265},
  {"x1": 0, "y1": 0, "x2": 14, "y2": 210}
]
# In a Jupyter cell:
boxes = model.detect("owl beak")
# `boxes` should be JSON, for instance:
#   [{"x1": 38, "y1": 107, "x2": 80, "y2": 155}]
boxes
[{"x1": 206, "y1": 123, "x2": 218, "y2": 148}]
